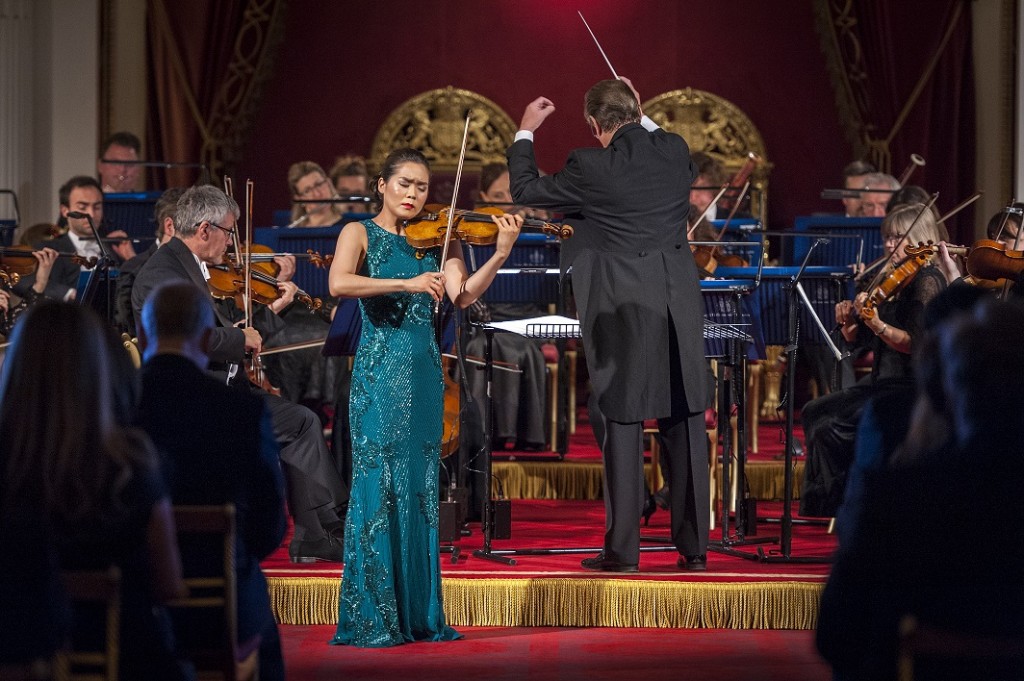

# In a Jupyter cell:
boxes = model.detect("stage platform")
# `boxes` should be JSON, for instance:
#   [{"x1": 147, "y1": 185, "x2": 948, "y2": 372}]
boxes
[{"x1": 263, "y1": 500, "x2": 835, "y2": 631}]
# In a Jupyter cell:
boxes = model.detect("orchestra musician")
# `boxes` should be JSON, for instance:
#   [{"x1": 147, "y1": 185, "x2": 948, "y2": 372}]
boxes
[
  {"x1": 801, "y1": 203, "x2": 947, "y2": 519},
  {"x1": 840, "y1": 160, "x2": 876, "y2": 217},
  {"x1": 97, "y1": 131, "x2": 143, "y2": 194},
  {"x1": 329, "y1": 154, "x2": 373, "y2": 215},
  {"x1": 0, "y1": 247, "x2": 58, "y2": 337},
  {"x1": 130, "y1": 185, "x2": 349, "y2": 563},
  {"x1": 507, "y1": 78, "x2": 710, "y2": 573},
  {"x1": 327, "y1": 147, "x2": 522, "y2": 647},
  {"x1": 288, "y1": 161, "x2": 345, "y2": 227},
  {"x1": 856, "y1": 172, "x2": 901, "y2": 218}
]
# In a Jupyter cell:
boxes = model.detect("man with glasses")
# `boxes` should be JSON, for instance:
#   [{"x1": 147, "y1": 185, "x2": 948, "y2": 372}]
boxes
[{"x1": 132, "y1": 185, "x2": 349, "y2": 563}]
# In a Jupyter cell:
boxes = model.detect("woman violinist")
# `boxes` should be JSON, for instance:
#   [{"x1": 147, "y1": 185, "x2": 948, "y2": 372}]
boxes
[
  {"x1": 327, "y1": 148, "x2": 522, "y2": 648},
  {"x1": 801, "y1": 203, "x2": 947, "y2": 519},
  {"x1": 0, "y1": 247, "x2": 59, "y2": 337}
]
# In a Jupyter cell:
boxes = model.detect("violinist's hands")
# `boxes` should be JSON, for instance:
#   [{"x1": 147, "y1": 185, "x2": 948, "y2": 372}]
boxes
[
  {"x1": 520, "y1": 97, "x2": 556, "y2": 133},
  {"x1": 269, "y1": 280, "x2": 298, "y2": 314},
  {"x1": 492, "y1": 213, "x2": 524, "y2": 258},
  {"x1": 31, "y1": 248, "x2": 58, "y2": 294},
  {"x1": 836, "y1": 298, "x2": 861, "y2": 342},
  {"x1": 241, "y1": 326, "x2": 263, "y2": 355},
  {"x1": 0, "y1": 289, "x2": 9, "y2": 315},
  {"x1": 851, "y1": 291, "x2": 869, "y2": 316},
  {"x1": 936, "y1": 242, "x2": 963, "y2": 284},
  {"x1": 406, "y1": 271, "x2": 447, "y2": 302},
  {"x1": 274, "y1": 254, "x2": 296, "y2": 282},
  {"x1": 850, "y1": 261, "x2": 865, "y2": 278},
  {"x1": 107, "y1": 230, "x2": 136, "y2": 261}
]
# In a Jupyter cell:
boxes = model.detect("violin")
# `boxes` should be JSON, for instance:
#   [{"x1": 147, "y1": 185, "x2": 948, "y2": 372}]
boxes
[
  {"x1": 207, "y1": 259, "x2": 323, "y2": 312},
  {"x1": 963, "y1": 239, "x2": 1024, "y2": 285},
  {"x1": 859, "y1": 241, "x2": 967, "y2": 320},
  {"x1": 0, "y1": 246, "x2": 97, "y2": 289},
  {"x1": 403, "y1": 204, "x2": 573, "y2": 252},
  {"x1": 224, "y1": 244, "x2": 333, "y2": 276}
]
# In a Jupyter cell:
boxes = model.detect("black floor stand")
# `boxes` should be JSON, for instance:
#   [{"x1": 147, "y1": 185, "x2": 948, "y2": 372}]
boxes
[
  {"x1": 707, "y1": 320, "x2": 777, "y2": 562},
  {"x1": 758, "y1": 241, "x2": 839, "y2": 564},
  {"x1": 472, "y1": 327, "x2": 517, "y2": 565}
]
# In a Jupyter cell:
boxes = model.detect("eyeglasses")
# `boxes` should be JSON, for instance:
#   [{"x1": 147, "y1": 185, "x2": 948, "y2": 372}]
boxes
[
  {"x1": 196, "y1": 221, "x2": 236, "y2": 236},
  {"x1": 296, "y1": 177, "x2": 330, "y2": 197}
]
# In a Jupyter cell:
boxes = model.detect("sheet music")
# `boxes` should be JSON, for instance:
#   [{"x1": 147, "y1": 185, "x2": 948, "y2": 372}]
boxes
[{"x1": 487, "y1": 314, "x2": 581, "y2": 339}]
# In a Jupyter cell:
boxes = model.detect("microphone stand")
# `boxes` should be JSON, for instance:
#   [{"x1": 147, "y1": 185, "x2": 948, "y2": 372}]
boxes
[
  {"x1": 73, "y1": 213, "x2": 117, "y2": 325},
  {"x1": 758, "y1": 238, "x2": 842, "y2": 564}
]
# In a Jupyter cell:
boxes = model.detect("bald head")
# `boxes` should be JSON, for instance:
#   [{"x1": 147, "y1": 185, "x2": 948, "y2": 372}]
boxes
[{"x1": 139, "y1": 282, "x2": 214, "y2": 366}]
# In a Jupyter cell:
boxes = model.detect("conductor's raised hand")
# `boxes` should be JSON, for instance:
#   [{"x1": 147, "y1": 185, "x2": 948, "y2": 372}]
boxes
[
  {"x1": 406, "y1": 271, "x2": 447, "y2": 302},
  {"x1": 520, "y1": 97, "x2": 556, "y2": 133},
  {"x1": 492, "y1": 212, "x2": 524, "y2": 258}
]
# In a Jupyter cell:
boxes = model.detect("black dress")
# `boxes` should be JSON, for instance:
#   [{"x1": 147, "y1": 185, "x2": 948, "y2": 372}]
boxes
[{"x1": 799, "y1": 264, "x2": 945, "y2": 518}]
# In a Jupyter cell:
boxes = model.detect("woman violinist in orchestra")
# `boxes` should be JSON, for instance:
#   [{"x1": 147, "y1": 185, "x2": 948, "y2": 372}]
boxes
[
  {"x1": 801, "y1": 203, "x2": 947, "y2": 519},
  {"x1": 0, "y1": 247, "x2": 59, "y2": 337},
  {"x1": 287, "y1": 161, "x2": 345, "y2": 228},
  {"x1": 328, "y1": 148, "x2": 522, "y2": 648}
]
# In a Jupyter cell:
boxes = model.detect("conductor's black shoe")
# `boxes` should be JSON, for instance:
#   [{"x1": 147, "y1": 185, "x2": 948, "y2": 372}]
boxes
[
  {"x1": 676, "y1": 554, "x2": 707, "y2": 571},
  {"x1": 580, "y1": 552, "x2": 639, "y2": 573},
  {"x1": 289, "y1": 536, "x2": 344, "y2": 564}
]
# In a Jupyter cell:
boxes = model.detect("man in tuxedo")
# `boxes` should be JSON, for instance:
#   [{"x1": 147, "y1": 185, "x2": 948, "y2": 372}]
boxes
[
  {"x1": 131, "y1": 185, "x2": 348, "y2": 563},
  {"x1": 507, "y1": 78, "x2": 709, "y2": 572},
  {"x1": 136, "y1": 281, "x2": 288, "y2": 680},
  {"x1": 14, "y1": 176, "x2": 136, "y2": 301}
]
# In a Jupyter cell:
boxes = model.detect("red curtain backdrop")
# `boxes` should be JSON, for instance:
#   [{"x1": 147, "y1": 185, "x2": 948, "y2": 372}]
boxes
[
  {"x1": 815, "y1": 0, "x2": 976, "y2": 243},
  {"x1": 146, "y1": 0, "x2": 975, "y2": 238}
]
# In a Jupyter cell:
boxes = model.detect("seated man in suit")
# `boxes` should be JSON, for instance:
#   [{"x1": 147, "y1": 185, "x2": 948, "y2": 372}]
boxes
[
  {"x1": 13, "y1": 176, "x2": 135, "y2": 302},
  {"x1": 136, "y1": 281, "x2": 288, "y2": 680},
  {"x1": 131, "y1": 184, "x2": 348, "y2": 563}
]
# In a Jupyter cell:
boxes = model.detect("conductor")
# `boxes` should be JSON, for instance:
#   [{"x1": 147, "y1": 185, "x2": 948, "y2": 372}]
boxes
[{"x1": 507, "y1": 78, "x2": 710, "y2": 572}]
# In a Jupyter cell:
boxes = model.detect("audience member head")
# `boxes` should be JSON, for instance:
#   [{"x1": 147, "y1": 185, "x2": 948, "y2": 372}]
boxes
[
  {"x1": 940, "y1": 299, "x2": 1024, "y2": 452},
  {"x1": 174, "y1": 185, "x2": 239, "y2": 265},
  {"x1": 857, "y1": 172, "x2": 900, "y2": 218},
  {"x1": 97, "y1": 131, "x2": 142, "y2": 193},
  {"x1": 288, "y1": 161, "x2": 341, "y2": 227},
  {"x1": 138, "y1": 282, "x2": 215, "y2": 369},
  {"x1": 0, "y1": 301, "x2": 146, "y2": 524},
  {"x1": 478, "y1": 162, "x2": 512, "y2": 205},
  {"x1": 58, "y1": 175, "x2": 104, "y2": 238},
  {"x1": 985, "y1": 203, "x2": 1024, "y2": 249},
  {"x1": 153, "y1": 187, "x2": 186, "y2": 244},
  {"x1": 329, "y1": 155, "x2": 371, "y2": 212},
  {"x1": 842, "y1": 160, "x2": 876, "y2": 217},
  {"x1": 689, "y1": 152, "x2": 727, "y2": 219},
  {"x1": 584, "y1": 79, "x2": 640, "y2": 141}
]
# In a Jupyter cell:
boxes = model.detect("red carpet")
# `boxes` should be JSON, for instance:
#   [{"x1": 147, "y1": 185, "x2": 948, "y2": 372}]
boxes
[{"x1": 281, "y1": 625, "x2": 831, "y2": 681}]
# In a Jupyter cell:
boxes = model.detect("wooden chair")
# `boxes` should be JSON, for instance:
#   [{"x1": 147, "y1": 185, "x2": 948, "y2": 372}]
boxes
[
  {"x1": 897, "y1": 615, "x2": 1024, "y2": 681},
  {"x1": 169, "y1": 504, "x2": 260, "y2": 681},
  {"x1": 54, "y1": 567, "x2": 121, "y2": 681}
]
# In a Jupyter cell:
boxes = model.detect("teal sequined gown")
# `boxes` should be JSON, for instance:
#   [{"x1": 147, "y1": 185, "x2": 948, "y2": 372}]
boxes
[{"x1": 331, "y1": 219, "x2": 461, "y2": 648}]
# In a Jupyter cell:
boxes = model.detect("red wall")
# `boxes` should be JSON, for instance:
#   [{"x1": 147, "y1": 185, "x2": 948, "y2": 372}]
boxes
[{"x1": 236, "y1": 1, "x2": 850, "y2": 231}]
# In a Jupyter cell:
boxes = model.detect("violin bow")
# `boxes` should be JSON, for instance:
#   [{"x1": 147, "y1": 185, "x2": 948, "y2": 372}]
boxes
[
  {"x1": 439, "y1": 113, "x2": 472, "y2": 271},
  {"x1": 686, "y1": 184, "x2": 731, "y2": 239},
  {"x1": 864, "y1": 193, "x2": 938, "y2": 293},
  {"x1": 579, "y1": 12, "x2": 619, "y2": 79}
]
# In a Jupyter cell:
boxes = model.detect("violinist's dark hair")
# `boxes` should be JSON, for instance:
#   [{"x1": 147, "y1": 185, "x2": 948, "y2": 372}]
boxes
[
  {"x1": 479, "y1": 162, "x2": 509, "y2": 198},
  {"x1": 153, "y1": 187, "x2": 186, "y2": 239},
  {"x1": 986, "y1": 203, "x2": 1024, "y2": 241},
  {"x1": 174, "y1": 185, "x2": 239, "y2": 238},
  {"x1": 58, "y1": 175, "x2": 102, "y2": 208},
  {"x1": 100, "y1": 131, "x2": 141, "y2": 155},
  {"x1": 584, "y1": 79, "x2": 640, "y2": 132},
  {"x1": 372, "y1": 148, "x2": 430, "y2": 205},
  {"x1": 0, "y1": 301, "x2": 154, "y2": 523},
  {"x1": 690, "y1": 152, "x2": 726, "y2": 186}
]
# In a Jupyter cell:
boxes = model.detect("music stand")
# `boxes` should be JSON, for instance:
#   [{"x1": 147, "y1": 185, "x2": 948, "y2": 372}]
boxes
[{"x1": 758, "y1": 238, "x2": 844, "y2": 564}]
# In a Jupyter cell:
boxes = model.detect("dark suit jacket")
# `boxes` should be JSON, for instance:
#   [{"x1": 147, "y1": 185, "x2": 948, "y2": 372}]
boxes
[
  {"x1": 12, "y1": 234, "x2": 83, "y2": 300},
  {"x1": 136, "y1": 353, "x2": 286, "y2": 643},
  {"x1": 132, "y1": 235, "x2": 286, "y2": 382},
  {"x1": 817, "y1": 445, "x2": 1024, "y2": 681},
  {"x1": 508, "y1": 123, "x2": 707, "y2": 421}
]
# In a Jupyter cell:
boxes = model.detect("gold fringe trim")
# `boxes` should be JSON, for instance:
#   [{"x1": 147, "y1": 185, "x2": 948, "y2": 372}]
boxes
[
  {"x1": 268, "y1": 577, "x2": 822, "y2": 630},
  {"x1": 492, "y1": 461, "x2": 802, "y2": 501}
]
